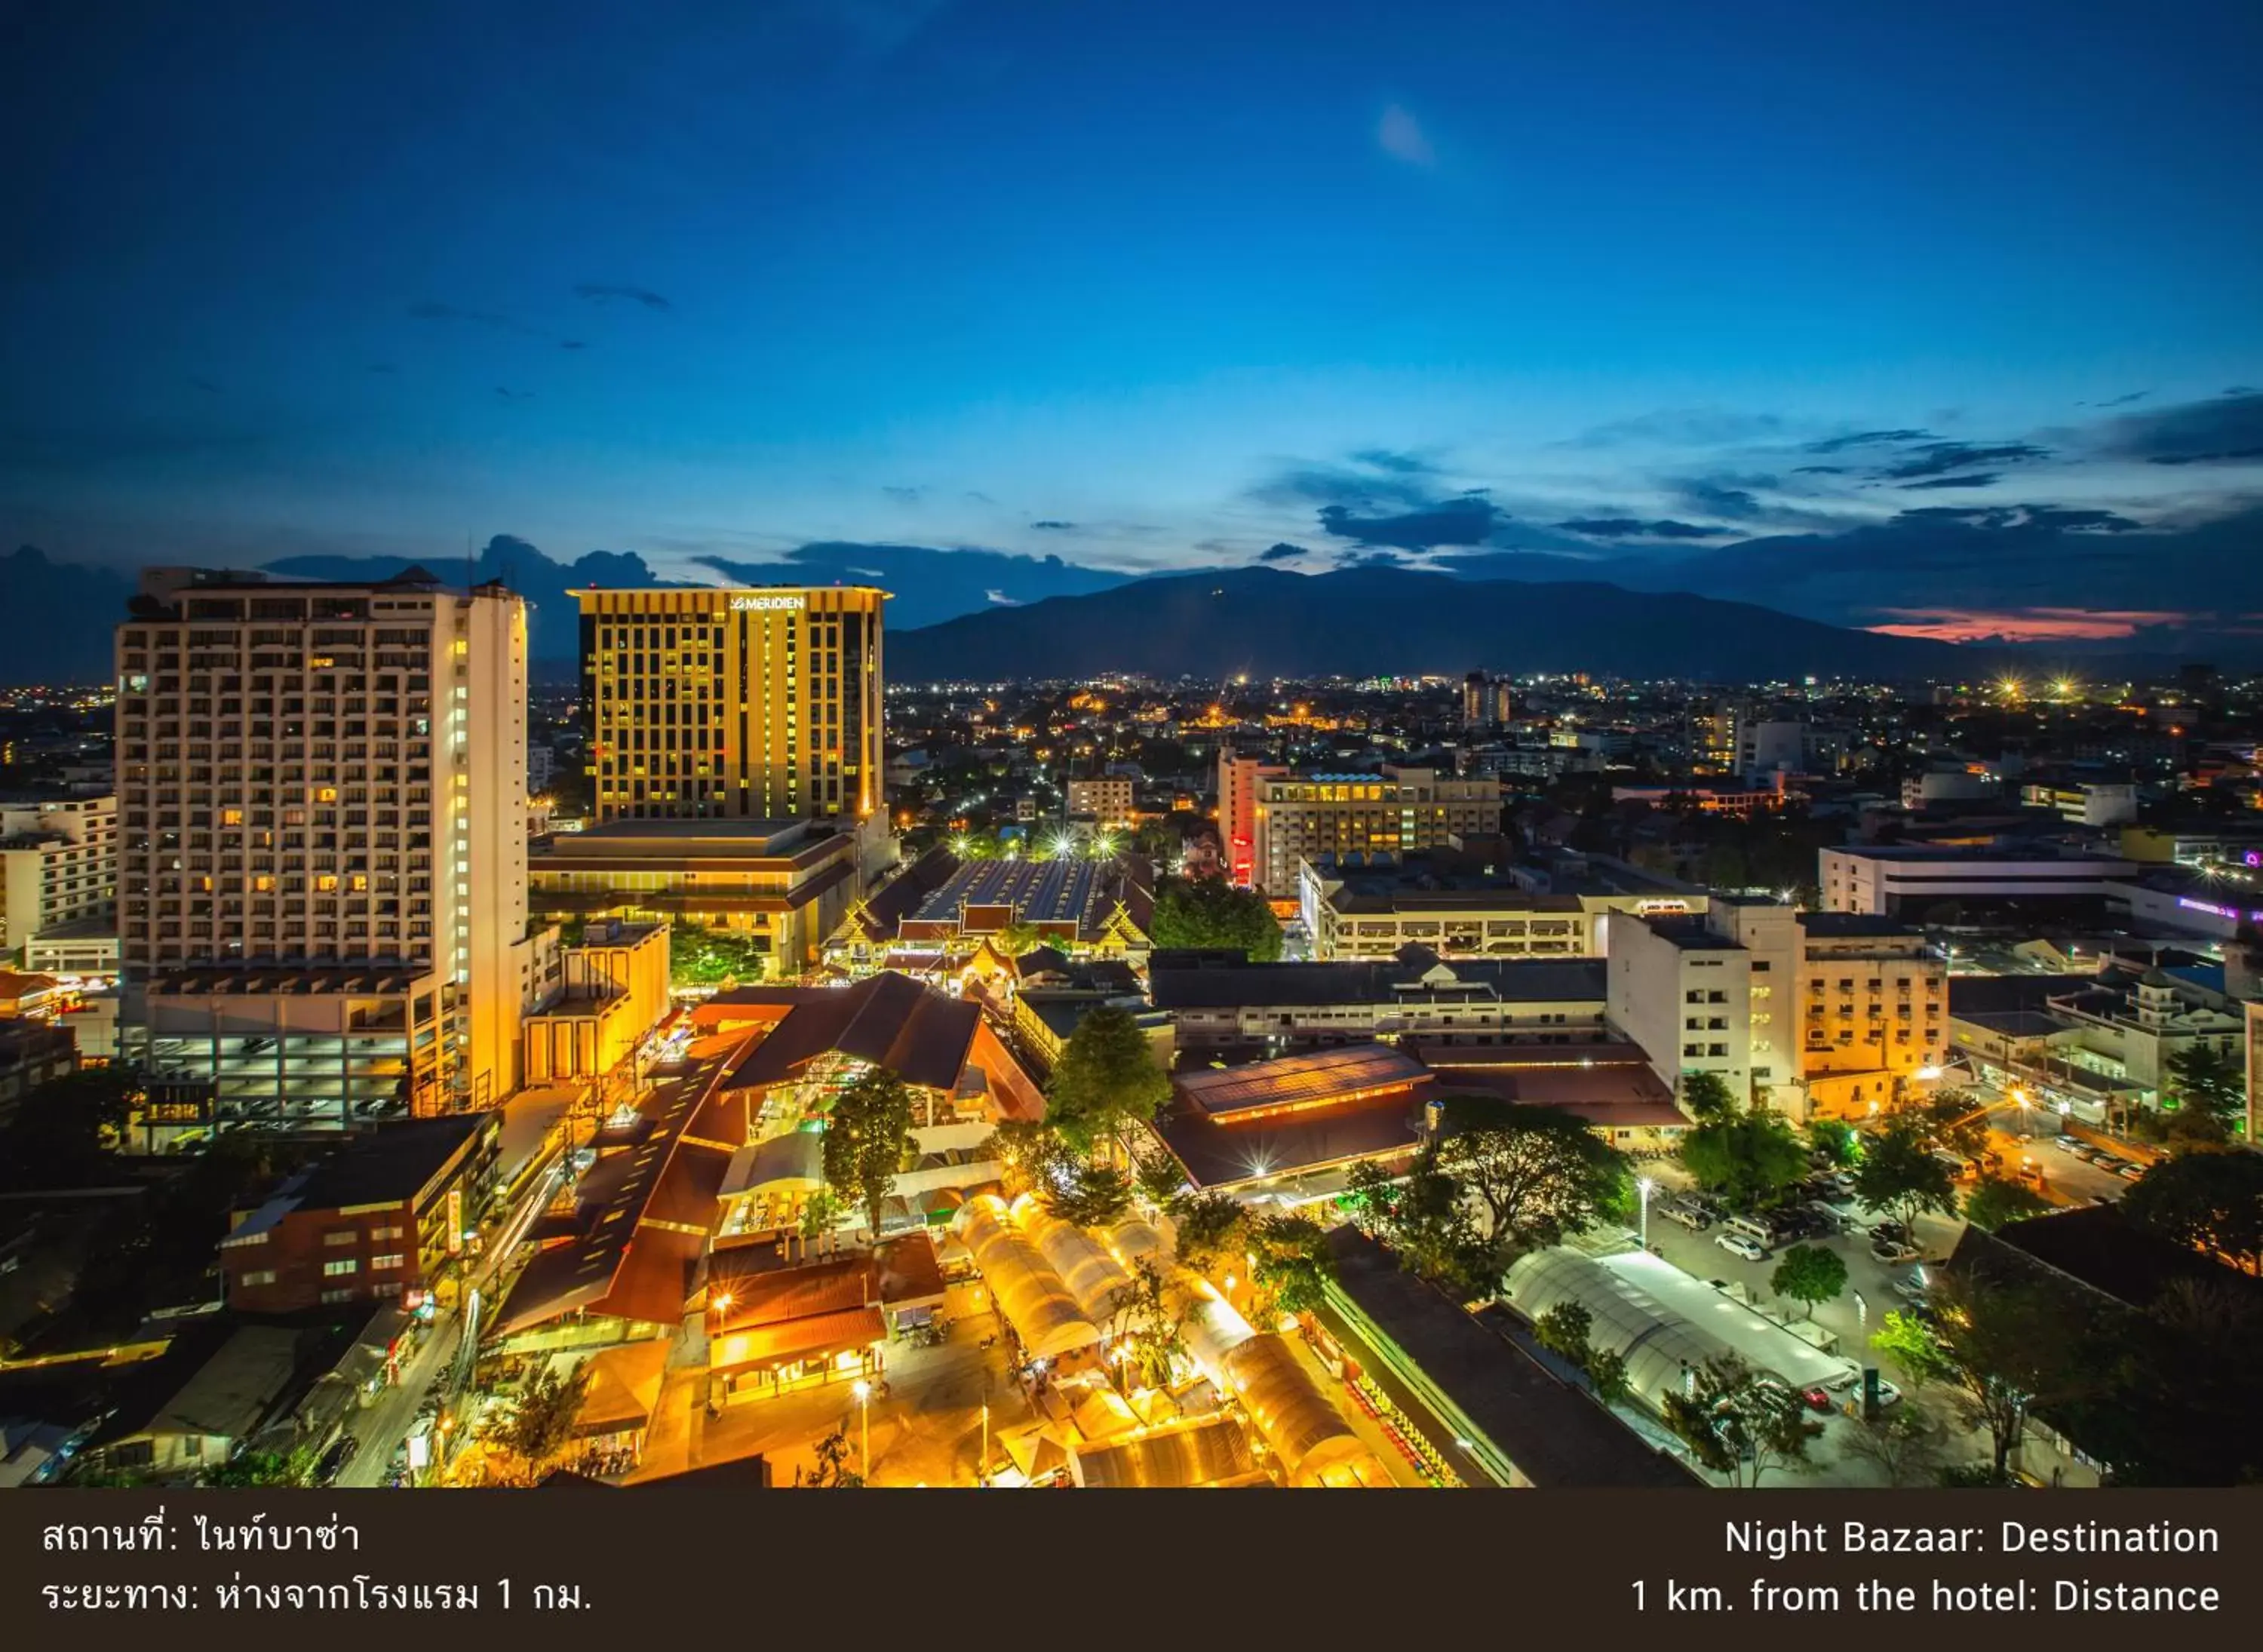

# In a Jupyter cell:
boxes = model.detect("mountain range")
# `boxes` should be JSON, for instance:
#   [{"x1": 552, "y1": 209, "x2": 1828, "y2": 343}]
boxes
[
  {"x1": 886, "y1": 566, "x2": 1982, "y2": 683},
  {"x1": 3, "y1": 542, "x2": 1988, "y2": 686}
]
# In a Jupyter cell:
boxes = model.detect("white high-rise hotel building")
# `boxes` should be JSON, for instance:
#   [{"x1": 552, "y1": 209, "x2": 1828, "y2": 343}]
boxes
[{"x1": 115, "y1": 567, "x2": 544, "y2": 1127}]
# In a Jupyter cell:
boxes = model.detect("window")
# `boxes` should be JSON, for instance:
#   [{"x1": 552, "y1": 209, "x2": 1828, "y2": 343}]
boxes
[
  {"x1": 237, "y1": 1269, "x2": 277, "y2": 1287},
  {"x1": 323, "y1": 1258, "x2": 358, "y2": 1276},
  {"x1": 322, "y1": 1230, "x2": 358, "y2": 1246},
  {"x1": 221, "y1": 807, "x2": 244, "y2": 826},
  {"x1": 371, "y1": 1254, "x2": 405, "y2": 1271},
  {"x1": 1708, "y1": 1043, "x2": 1729, "y2": 1057},
  {"x1": 321, "y1": 1288, "x2": 358, "y2": 1303}
]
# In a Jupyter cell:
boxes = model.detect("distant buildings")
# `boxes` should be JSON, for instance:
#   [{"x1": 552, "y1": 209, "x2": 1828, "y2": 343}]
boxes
[
  {"x1": 1461, "y1": 671, "x2": 1513, "y2": 731},
  {"x1": 1064, "y1": 775, "x2": 1135, "y2": 831},
  {"x1": 114, "y1": 567, "x2": 540, "y2": 1124},
  {"x1": 578, "y1": 585, "x2": 885, "y2": 826},
  {"x1": 1298, "y1": 845, "x2": 1700, "y2": 961},
  {"x1": 1819, "y1": 844, "x2": 2139, "y2": 918},
  {"x1": 0, "y1": 794, "x2": 116, "y2": 967},
  {"x1": 1220, "y1": 754, "x2": 1501, "y2": 895}
]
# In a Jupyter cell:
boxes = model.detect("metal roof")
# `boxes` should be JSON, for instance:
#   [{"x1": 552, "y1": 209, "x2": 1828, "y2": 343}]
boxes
[{"x1": 1174, "y1": 1044, "x2": 1429, "y2": 1116}]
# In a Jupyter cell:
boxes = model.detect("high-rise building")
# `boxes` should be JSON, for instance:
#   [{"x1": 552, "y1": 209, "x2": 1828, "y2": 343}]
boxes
[
  {"x1": 1460, "y1": 672, "x2": 1513, "y2": 731},
  {"x1": 1248, "y1": 766, "x2": 1501, "y2": 895},
  {"x1": 577, "y1": 585, "x2": 885, "y2": 825},
  {"x1": 1217, "y1": 744, "x2": 1286, "y2": 889},
  {"x1": 0, "y1": 795, "x2": 118, "y2": 964},
  {"x1": 115, "y1": 567, "x2": 542, "y2": 1129}
]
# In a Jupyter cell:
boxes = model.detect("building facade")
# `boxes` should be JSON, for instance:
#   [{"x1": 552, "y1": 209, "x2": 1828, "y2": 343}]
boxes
[
  {"x1": 0, "y1": 795, "x2": 117, "y2": 965},
  {"x1": 1818, "y1": 845, "x2": 2137, "y2": 917},
  {"x1": 1065, "y1": 776, "x2": 1135, "y2": 831},
  {"x1": 1299, "y1": 852, "x2": 1701, "y2": 962},
  {"x1": 1607, "y1": 914, "x2": 1754, "y2": 1107},
  {"x1": 114, "y1": 567, "x2": 539, "y2": 1125},
  {"x1": 1217, "y1": 745, "x2": 1285, "y2": 889},
  {"x1": 1248, "y1": 766, "x2": 1501, "y2": 895},
  {"x1": 579, "y1": 585, "x2": 885, "y2": 825}
]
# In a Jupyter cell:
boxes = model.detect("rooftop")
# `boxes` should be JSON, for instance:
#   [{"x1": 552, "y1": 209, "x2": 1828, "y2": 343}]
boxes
[
  {"x1": 1174, "y1": 1043, "x2": 1431, "y2": 1118},
  {"x1": 1150, "y1": 953, "x2": 1607, "y2": 1010}
]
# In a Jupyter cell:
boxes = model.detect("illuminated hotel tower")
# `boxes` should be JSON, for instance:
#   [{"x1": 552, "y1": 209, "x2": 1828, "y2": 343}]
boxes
[{"x1": 578, "y1": 585, "x2": 886, "y2": 823}]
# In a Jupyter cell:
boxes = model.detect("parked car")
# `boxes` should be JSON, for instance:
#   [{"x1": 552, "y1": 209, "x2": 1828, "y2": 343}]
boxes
[
  {"x1": 2049, "y1": 1135, "x2": 2086, "y2": 1155},
  {"x1": 1715, "y1": 1231, "x2": 1770, "y2": 1262},
  {"x1": 1872, "y1": 1378, "x2": 1904, "y2": 1410},
  {"x1": 2088, "y1": 1193, "x2": 2117, "y2": 1208},
  {"x1": 1661, "y1": 1203, "x2": 1709, "y2": 1231},
  {"x1": 315, "y1": 1435, "x2": 361, "y2": 1485},
  {"x1": 1798, "y1": 1385, "x2": 1835, "y2": 1414},
  {"x1": 2080, "y1": 1147, "x2": 2120, "y2": 1167},
  {"x1": 2116, "y1": 1160, "x2": 2148, "y2": 1182}
]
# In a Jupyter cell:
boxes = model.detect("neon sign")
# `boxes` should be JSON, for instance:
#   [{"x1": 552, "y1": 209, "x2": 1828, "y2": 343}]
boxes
[{"x1": 2178, "y1": 896, "x2": 2263, "y2": 923}]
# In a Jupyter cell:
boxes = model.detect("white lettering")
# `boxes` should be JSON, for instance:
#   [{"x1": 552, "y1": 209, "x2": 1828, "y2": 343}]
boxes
[{"x1": 730, "y1": 594, "x2": 806, "y2": 612}]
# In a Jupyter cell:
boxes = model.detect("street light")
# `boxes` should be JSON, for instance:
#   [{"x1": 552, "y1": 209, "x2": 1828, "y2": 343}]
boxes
[
  {"x1": 1637, "y1": 1176, "x2": 1656, "y2": 1247},
  {"x1": 852, "y1": 1377, "x2": 872, "y2": 1482}
]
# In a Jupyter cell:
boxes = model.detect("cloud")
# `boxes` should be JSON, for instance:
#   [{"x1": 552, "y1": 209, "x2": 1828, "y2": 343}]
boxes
[
  {"x1": 495, "y1": 385, "x2": 533, "y2": 400},
  {"x1": 1803, "y1": 428, "x2": 1935, "y2": 454},
  {"x1": 1890, "y1": 503, "x2": 2141, "y2": 533},
  {"x1": 1377, "y1": 104, "x2": 1435, "y2": 167},
  {"x1": 984, "y1": 589, "x2": 1021, "y2": 605},
  {"x1": 406, "y1": 299, "x2": 548, "y2": 336},
  {"x1": 1318, "y1": 495, "x2": 1501, "y2": 550},
  {"x1": 2093, "y1": 391, "x2": 2263, "y2": 467},
  {"x1": 2084, "y1": 391, "x2": 2149, "y2": 408},
  {"x1": 882, "y1": 485, "x2": 923, "y2": 503},
  {"x1": 560, "y1": 339, "x2": 588, "y2": 351},
  {"x1": 1792, "y1": 464, "x2": 1847, "y2": 474},
  {"x1": 1348, "y1": 448, "x2": 1436, "y2": 474},
  {"x1": 1556, "y1": 517, "x2": 1724, "y2": 540},
  {"x1": 1030, "y1": 520, "x2": 1075, "y2": 530},
  {"x1": 1248, "y1": 461, "x2": 1439, "y2": 513},
  {"x1": 1259, "y1": 542, "x2": 1309, "y2": 562},
  {"x1": 1666, "y1": 476, "x2": 1775, "y2": 520},
  {"x1": 962, "y1": 490, "x2": 996, "y2": 505},
  {"x1": 573, "y1": 283, "x2": 674, "y2": 312},
  {"x1": 2227, "y1": 386, "x2": 2258, "y2": 397},
  {"x1": 1567, "y1": 409, "x2": 1790, "y2": 450},
  {"x1": 1874, "y1": 441, "x2": 2050, "y2": 481},
  {"x1": 1866, "y1": 607, "x2": 2196, "y2": 643},
  {"x1": 690, "y1": 541, "x2": 1125, "y2": 628},
  {"x1": 1897, "y1": 473, "x2": 2001, "y2": 490}
]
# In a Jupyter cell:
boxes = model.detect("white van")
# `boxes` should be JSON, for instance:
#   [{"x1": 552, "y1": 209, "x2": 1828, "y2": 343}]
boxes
[{"x1": 1724, "y1": 1213, "x2": 1779, "y2": 1246}]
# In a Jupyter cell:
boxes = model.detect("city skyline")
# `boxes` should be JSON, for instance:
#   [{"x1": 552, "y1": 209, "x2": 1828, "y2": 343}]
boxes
[{"x1": 5, "y1": 1, "x2": 2263, "y2": 651}]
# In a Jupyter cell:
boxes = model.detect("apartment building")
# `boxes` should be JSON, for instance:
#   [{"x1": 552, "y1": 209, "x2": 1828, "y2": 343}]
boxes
[
  {"x1": 1065, "y1": 776, "x2": 1135, "y2": 831},
  {"x1": 1217, "y1": 745, "x2": 1285, "y2": 889},
  {"x1": 1243, "y1": 765, "x2": 1500, "y2": 895},
  {"x1": 0, "y1": 795, "x2": 117, "y2": 964},
  {"x1": 578, "y1": 585, "x2": 885, "y2": 826},
  {"x1": 1607, "y1": 914, "x2": 1754, "y2": 1107},
  {"x1": 114, "y1": 567, "x2": 540, "y2": 1127}
]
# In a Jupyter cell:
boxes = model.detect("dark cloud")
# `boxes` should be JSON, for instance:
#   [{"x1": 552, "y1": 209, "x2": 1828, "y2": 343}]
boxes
[
  {"x1": 882, "y1": 485, "x2": 922, "y2": 503},
  {"x1": 1557, "y1": 517, "x2": 1724, "y2": 540},
  {"x1": 406, "y1": 299, "x2": 548, "y2": 336},
  {"x1": 2085, "y1": 391, "x2": 2149, "y2": 408},
  {"x1": 560, "y1": 339, "x2": 588, "y2": 351},
  {"x1": 2227, "y1": 386, "x2": 2258, "y2": 397},
  {"x1": 1875, "y1": 441, "x2": 2050, "y2": 480},
  {"x1": 1565, "y1": 409, "x2": 1790, "y2": 449},
  {"x1": 1897, "y1": 473, "x2": 2000, "y2": 490},
  {"x1": 962, "y1": 490, "x2": 996, "y2": 505},
  {"x1": 1667, "y1": 476, "x2": 1773, "y2": 519},
  {"x1": 1249, "y1": 462, "x2": 1438, "y2": 512},
  {"x1": 1347, "y1": 448, "x2": 1438, "y2": 474},
  {"x1": 1888, "y1": 504, "x2": 2142, "y2": 534},
  {"x1": 692, "y1": 541, "x2": 1126, "y2": 628},
  {"x1": 573, "y1": 283, "x2": 674, "y2": 312},
  {"x1": 1259, "y1": 542, "x2": 1309, "y2": 561},
  {"x1": 1317, "y1": 494, "x2": 1502, "y2": 550},
  {"x1": 1792, "y1": 465, "x2": 1847, "y2": 474},
  {"x1": 1804, "y1": 428, "x2": 1934, "y2": 454},
  {"x1": 2093, "y1": 391, "x2": 2263, "y2": 466},
  {"x1": 1030, "y1": 520, "x2": 1075, "y2": 530}
]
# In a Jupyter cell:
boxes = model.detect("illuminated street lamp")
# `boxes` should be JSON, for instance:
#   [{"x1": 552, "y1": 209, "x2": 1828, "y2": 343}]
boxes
[{"x1": 1637, "y1": 1175, "x2": 1656, "y2": 1247}]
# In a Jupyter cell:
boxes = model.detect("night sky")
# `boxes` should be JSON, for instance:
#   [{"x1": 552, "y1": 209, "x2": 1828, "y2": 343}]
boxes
[{"x1": 4, "y1": 0, "x2": 2261, "y2": 646}]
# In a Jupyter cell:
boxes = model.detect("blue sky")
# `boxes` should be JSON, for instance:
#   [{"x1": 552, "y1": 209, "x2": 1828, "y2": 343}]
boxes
[{"x1": 4, "y1": 0, "x2": 2261, "y2": 641}]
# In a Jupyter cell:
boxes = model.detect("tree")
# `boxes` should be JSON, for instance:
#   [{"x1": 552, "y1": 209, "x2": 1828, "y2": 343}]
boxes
[
  {"x1": 822, "y1": 1067, "x2": 916, "y2": 1230},
  {"x1": 1046, "y1": 1006, "x2": 1170, "y2": 1154},
  {"x1": 1345, "y1": 1148, "x2": 1495, "y2": 1297},
  {"x1": 1913, "y1": 1090, "x2": 1991, "y2": 1162},
  {"x1": 799, "y1": 1187, "x2": 844, "y2": 1239},
  {"x1": 493, "y1": 1361, "x2": 591, "y2": 1471},
  {"x1": 992, "y1": 920, "x2": 1045, "y2": 958},
  {"x1": 1534, "y1": 1302, "x2": 1595, "y2": 1365},
  {"x1": 803, "y1": 1427, "x2": 864, "y2": 1488},
  {"x1": 1147, "y1": 876, "x2": 1283, "y2": 961},
  {"x1": 202, "y1": 1445, "x2": 318, "y2": 1488},
  {"x1": 1868, "y1": 1310, "x2": 1953, "y2": 1396},
  {"x1": 1680, "y1": 1107, "x2": 1809, "y2": 1213},
  {"x1": 1660, "y1": 1354, "x2": 1823, "y2": 1488},
  {"x1": 0, "y1": 1068, "x2": 138, "y2": 1189},
  {"x1": 1246, "y1": 1213, "x2": 1334, "y2": 1319},
  {"x1": 1131, "y1": 1141, "x2": 1188, "y2": 1206},
  {"x1": 987, "y1": 1118, "x2": 1076, "y2": 1198},
  {"x1": 1807, "y1": 1118, "x2": 1856, "y2": 1165},
  {"x1": 1927, "y1": 1272, "x2": 2110, "y2": 1481},
  {"x1": 1842, "y1": 1407, "x2": 1948, "y2": 1488},
  {"x1": 1432, "y1": 1098, "x2": 1632, "y2": 1257},
  {"x1": 1962, "y1": 1175, "x2": 2050, "y2": 1233},
  {"x1": 1042, "y1": 1162, "x2": 1134, "y2": 1227},
  {"x1": 1169, "y1": 1191, "x2": 1250, "y2": 1276},
  {"x1": 1852, "y1": 1119, "x2": 1958, "y2": 1241},
  {"x1": 2163, "y1": 1040, "x2": 2246, "y2": 1128},
  {"x1": 1679, "y1": 1070, "x2": 1736, "y2": 1124},
  {"x1": 1114, "y1": 1259, "x2": 1186, "y2": 1390},
  {"x1": 1770, "y1": 1244, "x2": 1848, "y2": 1319},
  {"x1": 2121, "y1": 1150, "x2": 2263, "y2": 1275}
]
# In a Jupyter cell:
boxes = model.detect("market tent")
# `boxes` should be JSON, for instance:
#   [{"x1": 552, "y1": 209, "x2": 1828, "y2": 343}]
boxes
[
  {"x1": 1070, "y1": 1385, "x2": 1138, "y2": 1442},
  {"x1": 1012, "y1": 1196, "x2": 1136, "y2": 1322},
  {"x1": 1107, "y1": 1214, "x2": 1168, "y2": 1267},
  {"x1": 1219, "y1": 1335, "x2": 1380, "y2": 1488},
  {"x1": 1068, "y1": 1417, "x2": 1256, "y2": 1488},
  {"x1": 951, "y1": 1195, "x2": 1099, "y2": 1359}
]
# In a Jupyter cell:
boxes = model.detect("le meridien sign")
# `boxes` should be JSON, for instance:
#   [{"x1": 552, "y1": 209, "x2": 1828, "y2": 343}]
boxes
[{"x1": 729, "y1": 594, "x2": 807, "y2": 612}]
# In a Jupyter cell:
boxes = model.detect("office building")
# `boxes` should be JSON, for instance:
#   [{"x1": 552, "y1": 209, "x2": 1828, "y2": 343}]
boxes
[
  {"x1": 1607, "y1": 913, "x2": 1755, "y2": 1107},
  {"x1": 578, "y1": 585, "x2": 885, "y2": 826},
  {"x1": 114, "y1": 567, "x2": 541, "y2": 1125},
  {"x1": 1217, "y1": 745, "x2": 1285, "y2": 889},
  {"x1": 1241, "y1": 766, "x2": 1500, "y2": 896},
  {"x1": 0, "y1": 795, "x2": 117, "y2": 965},
  {"x1": 1818, "y1": 845, "x2": 2138, "y2": 917},
  {"x1": 1065, "y1": 776, "x2": 1135, "y2": 831}
]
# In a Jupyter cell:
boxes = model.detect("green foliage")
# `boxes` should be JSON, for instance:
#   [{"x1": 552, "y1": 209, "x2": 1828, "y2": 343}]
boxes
[
  {"x1": 987, "y1": 1119, "x2": 1076, "y2": 1198},
  {"x1": 1843, "y1": 1407, "x2": 1948, "y2": 1488},
  {"x1": 2164, "y1": 1040, "x2": 2246, "y2": 1127},
  {"x1": 1869, "y1": 1310, "x2": 1953, "y2": 1394},
  {"x1": 1679, "y1": 1070, "x2": 1736, "y2": 1123},
  {"x1": 1806, "y1": 1118, "x2": 1856, "y2": 1165},
  {"x1": 1046, "y1": 1005, "x2": 1171, "y2": 1154},
  {"x1": 804, "y1": 1427, "x2": 864, "y2": 1488},
  {"x1": 493, "y1": 1361, "x2": 591, "y2": 1469},
  {"x1": 1661, "y1": 1353, "x2": 1824, "y2": 1488},
  {"x1": 1770, "y1": 1244, "x2": 1848, "y2": 1319},
  {"x1": 1169, "y1": 1191, "x2": 1249, "y2": 1275},
  {"x1": 1114, "y1": 1259, "x2": 1186, "y2": 1390},
  {"x1": 670, "y1": 923, "x2": 767, "y2": 986},
  {"x1": 1042, "y1": 1162, "x2": 1135, "y2": 1227},
  {"x1": 1679, "y1": 1106, "x2": 1810, "y2": 1212},
  {"x1": 1927, "y1": 1272, "x2": 2114, "y2": 1479},
  {"x1": 1913, "y1": 1090, "x2": 1991, "y2": 1162},
  {"x1": 799, "y1": 1187, "x2": 844, "y2": 1239},
  {"x1": 991, "y1": 921, "x2": 1045, "y2": 958},
  {"x1": 1584, "y1": 1346, "x2": 1632, "y2": 1406},
  {"x1": 1132, "y1": 1142, "x2": 1188, "y2": 1205},
  {"x1": 1148, "y1": 876, "x2": 1283, "y2": 961},
  {"x1": 821, "y1": 1067, "x2": 916, "y2": 1230},
  {"x1": 1534, "y1": 1301, "x2": 1594, "y2": 1364},
  {"x1": 2120, "y1": 1150, "x2": 2263, "y2": 1274},
  {"x1": 1852, "y1": 1119, "x2": 1959, "y2": 1239},
  {"x1": 1432, "y1": 1096, "x2": 1632, "y2": 1255},
  {"x1": 1345, "y1": 1149, "x2": 1497, "y2": 1297},
  {"x1": 202, "y1": 1445, "x2": 319, "y2": 1488},
  {"x1": 1247, "y1": 1213, "x2": 1334, "y2": 1318},
  {"x1": 1961, "y1": 1175, "x2": 2051, "y2": 1233}
]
